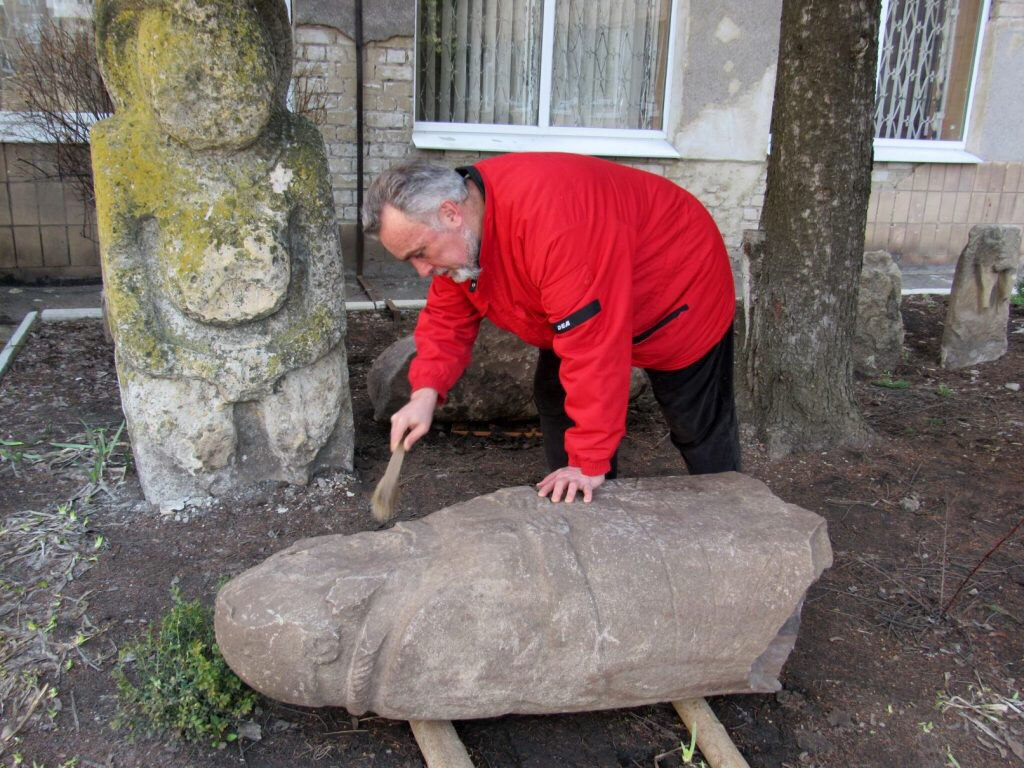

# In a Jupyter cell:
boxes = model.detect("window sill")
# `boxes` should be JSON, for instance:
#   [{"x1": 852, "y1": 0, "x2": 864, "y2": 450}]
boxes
[
  {"x1": 873, "y1": 139, "x2": 983, "y2": 164},
  {"x1": 0, "y1": 111, "x2": 105, "y2": 143},
  {"x1": 412, "y1": 124, "x2": 681, "y2": 160}
]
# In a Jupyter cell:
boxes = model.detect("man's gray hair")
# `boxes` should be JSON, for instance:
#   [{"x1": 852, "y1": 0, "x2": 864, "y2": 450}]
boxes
[{"x1": 362, "y1": 160, "x2": 468, "y2": 235}]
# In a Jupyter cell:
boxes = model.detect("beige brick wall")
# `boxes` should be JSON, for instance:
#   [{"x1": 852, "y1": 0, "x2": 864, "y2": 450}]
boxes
[
  {"x1": 864, "y1": 162, "x2": 1024, "y2": 266},
  {"x1": 0, "y1": 143, "x2": 100, "y2": 282}
]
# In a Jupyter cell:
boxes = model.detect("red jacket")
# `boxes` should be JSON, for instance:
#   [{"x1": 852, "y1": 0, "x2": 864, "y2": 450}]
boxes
[{"x1": 410, "y1": 153, "x2": 735, "y2": 475}]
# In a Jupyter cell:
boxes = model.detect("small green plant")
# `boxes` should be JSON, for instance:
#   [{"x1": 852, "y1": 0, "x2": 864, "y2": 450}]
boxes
[
  {"x1": 113, "y1": 588, "x2": 258, "y2": 746},
  {"x1": 1, "y1": 437, "x2": 42, "y2": 475},
  {"x1": 871, "y1": 374, "x2": 911, "y2": 389},
  {"x1": 1011, "y1": 276, "x2": 1024, "y2": 307},
  {"x1": 679, "y1": 726, "x2": 707, "y2": 766},
  {"x1": 936, "y1": 384, "x2": 954, "y2": 397},
  {"x1": 48, "y1": 421, "x2": 128, "y2": 503},
  {"x1": 681, "y1": 726, "x2": 698, "y2": 761}
]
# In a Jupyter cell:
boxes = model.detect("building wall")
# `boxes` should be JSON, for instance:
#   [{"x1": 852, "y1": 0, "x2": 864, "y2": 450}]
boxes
[
  {"x1": 0, "y1": 142, "x2": 99, "y2": 282},
  {"x1": 293, "y1": 23, "x2": 770, "y2": 269},
  {"x1": 2, "y1": 0, "x2": 1022, "y2": 281},
  {"x1": 864, "y1": 162, "x2": 1024, "y2": 266},
  {"x1": 968, "y1": 0, "x2": 1024, "y2": 161},
  {"x1": 295, "y1": 0, "x2": 1023, "y2": 275}
]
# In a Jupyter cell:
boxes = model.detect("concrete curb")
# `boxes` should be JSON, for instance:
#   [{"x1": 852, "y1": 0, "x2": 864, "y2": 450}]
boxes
[
  {"x1": 903, "y1": 287, "x2": 952, "y2": 296},
  {"x1": 40, "y1": 308, "x2": 105, "y2": 322},
  {"x1": 0, "y1": 311, "x2": 39, "y2": 380}
]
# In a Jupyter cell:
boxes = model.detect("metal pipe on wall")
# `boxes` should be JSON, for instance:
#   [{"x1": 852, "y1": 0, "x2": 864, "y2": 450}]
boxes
[{"x1": 355, "y1": 0, "x2": 365, "y2": 275}]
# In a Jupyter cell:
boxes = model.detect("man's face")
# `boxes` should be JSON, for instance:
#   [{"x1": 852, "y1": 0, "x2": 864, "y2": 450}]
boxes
[{"x1": 379, "y1": 203, "x2": 480, "y2": 282}]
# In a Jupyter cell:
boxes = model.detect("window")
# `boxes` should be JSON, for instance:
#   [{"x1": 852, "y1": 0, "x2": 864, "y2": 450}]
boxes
[
  {"x1": 874, "y1": 0, "x2": 990, "y2": 162},
  {"x1": 413, "y1": 0, "x2": 679, "y2": 158}
]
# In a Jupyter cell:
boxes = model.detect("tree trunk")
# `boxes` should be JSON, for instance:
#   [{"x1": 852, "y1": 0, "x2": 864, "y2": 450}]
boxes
[{"x1": 741, "y1": 0, "x2": 881, "y2": 459}]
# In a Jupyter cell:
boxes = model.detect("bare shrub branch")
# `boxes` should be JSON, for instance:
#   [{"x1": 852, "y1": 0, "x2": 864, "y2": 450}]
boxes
[
  {"x1": 290, "y1": 61, "x2": 327, "y2": 126},
  {"x1": 9, "y1": 20, "x2": 113, "y2": 208}
]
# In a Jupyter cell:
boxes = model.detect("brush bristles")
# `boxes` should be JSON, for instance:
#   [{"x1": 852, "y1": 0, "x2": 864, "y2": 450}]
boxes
[{"x1": 371, "y1": 444, "x2": 406, "y2": 522}]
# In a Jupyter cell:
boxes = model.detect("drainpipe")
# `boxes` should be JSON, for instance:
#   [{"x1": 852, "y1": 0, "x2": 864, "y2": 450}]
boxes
[{"x1": 355, "y1": 0, "x2": 365, "y2": 276}]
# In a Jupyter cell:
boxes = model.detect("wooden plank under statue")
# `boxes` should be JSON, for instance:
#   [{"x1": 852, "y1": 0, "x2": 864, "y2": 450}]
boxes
[{"x1": 216, "y1": 473, "x2": 831, "y2": 731}]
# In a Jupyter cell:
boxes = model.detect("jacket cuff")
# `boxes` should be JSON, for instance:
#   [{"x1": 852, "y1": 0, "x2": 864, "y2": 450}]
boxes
[
  {"x1": 408, "y1": 377, "x2": 449, "y2": 406},
  {"x1": 573, "y1": 457, "x2": 611, "y2": 477}
]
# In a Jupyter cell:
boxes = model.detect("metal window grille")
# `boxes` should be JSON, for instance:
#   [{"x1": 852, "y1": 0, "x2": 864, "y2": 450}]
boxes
[
  {"x1": 874, "y1": 0, "x2": 960, "y2": 140},
  {"x1": 416, "y1": 0, "x2": 670, "y2": 130}
]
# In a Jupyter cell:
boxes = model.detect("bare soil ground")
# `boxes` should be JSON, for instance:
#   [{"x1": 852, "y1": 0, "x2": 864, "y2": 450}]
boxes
[{"x1": 1, "y1": 296, "x2": 1022, "y2": 768}]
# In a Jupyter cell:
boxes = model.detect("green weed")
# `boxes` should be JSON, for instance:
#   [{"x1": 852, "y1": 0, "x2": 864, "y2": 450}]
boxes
[
  {"x1": 1, "y1": 437, "x2": 42, "y2": 476},
  {"x1": 47, "y1": 421, "x2": 128, "y2": 503},
  {"x1": 679, "y1": 725, "x2": 707, "y2": 766},
  {"x1": 113, "y1": 589, "x2": 258, "y2": 746},
  {"x1": 935, "y1": 384, "x2": 954, "y2": 397},
  {"x1": 871, "y1": 374, "x2": 911, "y2": 390}
]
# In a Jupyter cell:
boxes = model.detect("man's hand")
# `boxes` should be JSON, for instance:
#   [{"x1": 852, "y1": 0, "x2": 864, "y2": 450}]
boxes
[
  {"x1": 390, "y1": 388, "x2": 439, "y2": 451},
  {"x1": 537, "y1": 466, "x2": 606, "y2": 503}
]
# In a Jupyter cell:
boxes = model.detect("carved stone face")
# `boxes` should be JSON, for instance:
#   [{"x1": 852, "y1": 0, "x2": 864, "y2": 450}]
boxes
[{"x1": 136, "y1": 6, "x2": 277, "y2": 150}]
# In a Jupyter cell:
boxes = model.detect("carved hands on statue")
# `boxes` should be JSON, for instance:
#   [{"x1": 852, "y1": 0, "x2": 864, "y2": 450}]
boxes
[
  {"x1": 537, "y1": 466, "x2": 606, "y2": 503},
  {"x1": 390, "y1": 388, "x2": 439, "y2": 451}
]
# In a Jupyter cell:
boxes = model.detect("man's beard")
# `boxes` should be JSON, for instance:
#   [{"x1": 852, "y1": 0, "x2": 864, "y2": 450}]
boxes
[{"x1": 444, "y1": 228, "x2": 482, "y2": 283}]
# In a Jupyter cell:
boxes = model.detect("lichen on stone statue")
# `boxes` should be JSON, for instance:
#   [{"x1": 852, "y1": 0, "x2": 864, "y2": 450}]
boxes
[{"x1": 91, "y1": 0, "x2": 353, "y2": 505}]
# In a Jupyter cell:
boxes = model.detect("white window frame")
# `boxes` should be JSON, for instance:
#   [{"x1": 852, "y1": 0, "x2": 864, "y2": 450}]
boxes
[
  {"x1": 412, "y1": 0, "x2": 681, "y2": 159},
  {"x1": 872, "y1": 0, "x2": 990, "y2": 164}
]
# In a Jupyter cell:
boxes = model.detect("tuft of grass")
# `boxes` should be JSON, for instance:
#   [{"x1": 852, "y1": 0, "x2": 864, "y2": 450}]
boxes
[
  {"x1": 936, "y1": 684, "x2": 1024, "y2": 759},
  {"x1": 0, "y1": 438, "x2": 42, "y2": 473},
  {"x1": 871, "y1": 374, "x2": 911, "y2": 390},
  {"x1": 46, "y1": 421, "x2": 129, "y2": 503},
  {"x1": 0, "y1": 502, "x2": 105, "y2": 746},
  {"x1": 936, "y1": 384, "x2": 954, "y2": 397},
  {"x1": 113, "y1": 589, "x2": 258, "y2": 746}
]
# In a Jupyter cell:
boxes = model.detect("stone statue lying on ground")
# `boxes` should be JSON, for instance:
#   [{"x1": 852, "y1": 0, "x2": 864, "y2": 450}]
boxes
[
  {"x1": 92, "y1": 0, "x2": 352, "y2": 505},
  {"x1": 216, "y1": 473, "x2": 832, "y2": 720}
]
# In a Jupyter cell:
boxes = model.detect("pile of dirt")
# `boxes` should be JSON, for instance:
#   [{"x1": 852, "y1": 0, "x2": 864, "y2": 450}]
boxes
[{"x1": 1, "y1": 296, "x2": 1022, "y2": 767}]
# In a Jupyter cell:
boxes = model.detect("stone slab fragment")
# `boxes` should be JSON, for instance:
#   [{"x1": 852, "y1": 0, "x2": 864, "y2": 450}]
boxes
[
  {"x1": 368, "y1": 320, "x2": 651, "y2": 423},
  {"x1": 216, "y1": 473, "x2": 832, "y2": 720}
]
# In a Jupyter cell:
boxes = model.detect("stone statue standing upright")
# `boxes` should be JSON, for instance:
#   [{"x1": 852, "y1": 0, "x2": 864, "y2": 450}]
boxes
[
  {"x1": 91, "y1": 0, "x2": 353, "y2": 505},
  {"x1": 940, "y1": 225, "x2": 1022, "y2": 370}
]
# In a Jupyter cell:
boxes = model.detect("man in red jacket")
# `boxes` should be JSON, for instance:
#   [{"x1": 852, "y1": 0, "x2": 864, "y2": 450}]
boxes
[{"x1": 363, "y1": 153, "x2": 739, "y2": 503}]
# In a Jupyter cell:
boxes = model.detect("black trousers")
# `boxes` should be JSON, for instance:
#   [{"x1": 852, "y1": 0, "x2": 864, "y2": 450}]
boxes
[{"x1": 532, "y1": 325, "x2": 741, "y2": 477}]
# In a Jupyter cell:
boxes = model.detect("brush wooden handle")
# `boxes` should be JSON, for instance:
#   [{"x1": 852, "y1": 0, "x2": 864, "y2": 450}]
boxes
[{"x1": 371, "y1": 442, "x2": 406, "y2": 522}]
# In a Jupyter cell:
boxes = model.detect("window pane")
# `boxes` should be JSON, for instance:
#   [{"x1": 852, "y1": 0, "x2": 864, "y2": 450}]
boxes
[
  {"x1": 875, "y1": 0, "x2": 984, "y2": 141},
  {"x1": 416, "y1": 0, "x2": 542, "y2": 126},
  {"x1": 549, "y1": 0, "x2": 671, "y2": 130}
]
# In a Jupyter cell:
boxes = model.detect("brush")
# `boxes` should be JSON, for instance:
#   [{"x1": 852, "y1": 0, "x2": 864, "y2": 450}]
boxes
[{"x1": 371, "y1": 440, "x2": 407, "y2": 522}]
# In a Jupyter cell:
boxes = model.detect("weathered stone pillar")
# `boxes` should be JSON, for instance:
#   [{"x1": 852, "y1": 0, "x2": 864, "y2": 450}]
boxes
[
  {"x1": 940, "y1": 225, "x2": 1022, "y2": 370},
  {"x1": 854, "y1": 250, "x2": 904, "y2": 376},
  {"x1": 91, "y1": 0, "x2": 353, "y2": 506},
  {"x1": 216, "y1": 473, "x2": 832, "y2": 720}
]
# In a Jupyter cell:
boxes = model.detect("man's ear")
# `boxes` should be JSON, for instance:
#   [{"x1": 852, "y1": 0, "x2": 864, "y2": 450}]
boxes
[{"x1": 437, "y1": 199, "x2": 462, "y2": 228}]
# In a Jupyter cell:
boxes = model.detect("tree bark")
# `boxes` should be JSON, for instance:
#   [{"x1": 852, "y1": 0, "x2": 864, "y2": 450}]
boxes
[{"x1": 741, "y1": 0, "x2": 881, "y2": 458}]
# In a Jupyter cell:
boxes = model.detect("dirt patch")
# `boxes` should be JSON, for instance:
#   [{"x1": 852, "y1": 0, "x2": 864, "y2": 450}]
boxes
[{"x1": 2, "y1": 297, "x2": 1023, "y2": 767}]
